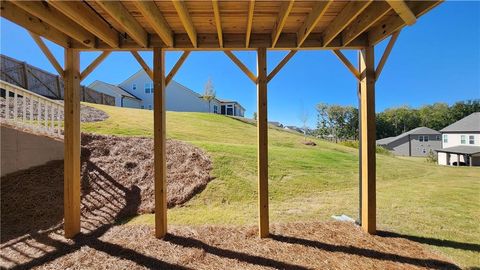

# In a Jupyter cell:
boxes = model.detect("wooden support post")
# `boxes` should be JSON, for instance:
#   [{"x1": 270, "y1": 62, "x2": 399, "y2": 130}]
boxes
[
  {"x1": 64, "y1": 48, "x2": 81, "y2": 238},
  {"x1": 257, "y1": 48, "x2": 269, "y2": 238},
  {"x1": 457, "y1": 154, "x2": 460, "y2": 167},
  {"x1": 359, "y1": 45, "x2": 376, "y2": 234},
  {"x1": 153, "y1": 47, "x2": 167, "y2": 238},
  {"x1": 22, "y1": 62, "x2": 29, "y2": 89}
]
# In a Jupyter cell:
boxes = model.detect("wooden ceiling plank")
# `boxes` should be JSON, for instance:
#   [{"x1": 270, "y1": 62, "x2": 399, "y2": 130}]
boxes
[
  {"x1": 133, "y1": 1, "x2": 173, "y2": 47},
  {"x1": 29, "y1": 32, "x2": 64, "y2": 77},
  {"x1": 96, "y1": 1, "x2": 148, "y2": 48},
  {"x1": 271, "y1": 0, "x2": 295, "y2": 48},
  {"x1": 48, "y1": 1, "x2": 119, "y2": 48},
  {"x1": 386, "y1": 0, "x2": 417, "y2": 25},
  {"x1": 322, "y1": 0, "x2": 373, "y2": 47},
  {"x1": 245, "y1": 0, "x2": 255, "y2": 48},
  {"x1": 80, "y1": 51, "x2": 111, "y2": 81},
  {"x1": 296, "y1": 1, "x2": 332, "y2": 47},
  {"x1": 172, "y1": 0, "x2": 197, "y2": 48},
  {"x1": 212, "y1": 0, "x2": 223, "y2": 48},
  {"x1": 131, "y1": 51, "x2": 153, "y2": 79},
  {"x1": 1, "y1": 1, "x2": 72, "y2": 48},
  {"x1": 11, "y1": 1, "x2": 96, "y2": 48},
  {"x1": 342, "y1": 2, "x2": 391, "y2": 46}
]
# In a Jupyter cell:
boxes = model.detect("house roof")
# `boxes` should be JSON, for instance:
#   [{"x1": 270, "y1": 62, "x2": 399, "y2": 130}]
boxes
[
  {"x1": 376, "y1": 127, "x2": 440, "y2": 146},
  {"x1": 88, "y1": 80, "x2": 140, "y2": 100},
  {"x1": 217, "y1": 99, "x2": 246, "y2": 111},
  {"x1": 435, "y1": 145, "x2": 480, "y2": 155},
  {"x1": 440, "y1": 112, "x2": 480, "y2": 133}
]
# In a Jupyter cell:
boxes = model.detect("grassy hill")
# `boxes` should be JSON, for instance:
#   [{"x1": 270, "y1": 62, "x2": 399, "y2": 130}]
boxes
[{"x1": 83, "y1": 103, "x2": 479, "y2": 268}]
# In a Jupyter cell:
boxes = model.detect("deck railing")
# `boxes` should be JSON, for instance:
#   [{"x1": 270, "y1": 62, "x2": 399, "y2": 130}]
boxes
[{"x1": 1, "y1": 80, "x2": 63, "y2": 138}]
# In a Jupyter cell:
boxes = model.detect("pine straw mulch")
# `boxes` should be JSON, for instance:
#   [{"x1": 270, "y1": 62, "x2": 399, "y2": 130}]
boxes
[
  {"x1": 1, "y1": 133, "x2": 212, "y2": 244},
  {"x1": 0, "y1": 221, "x2": 460, "y2": 270}
]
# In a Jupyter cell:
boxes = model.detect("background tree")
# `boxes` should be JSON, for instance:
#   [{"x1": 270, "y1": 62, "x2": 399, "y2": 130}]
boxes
[
  {"x1": 298, "y1": 104, "x2": 310, "y2": 140},
  {"x1": 253, "y1": 112, "x2": 257, "y2": 120},
  {"x1": 203, "y1": 78, "x2": 216, "y2": 113},
  {"x1": 316, "y1": 103, "x2": 357, "y2": 142}
]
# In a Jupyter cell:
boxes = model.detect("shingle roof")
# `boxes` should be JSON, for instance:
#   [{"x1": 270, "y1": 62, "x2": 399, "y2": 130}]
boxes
[
  {"x1": 440, "y1": 112, "x2": 480, "y2": 133},
  {"x1": 435, "y1": 145, "x2": 480, "y2": 155},
  {"x1": 88, "y1": 80, "x2": 140, "y2": 100},
  {"x1": 376, "y1": 127, "x2": 440, "y2": 146}
]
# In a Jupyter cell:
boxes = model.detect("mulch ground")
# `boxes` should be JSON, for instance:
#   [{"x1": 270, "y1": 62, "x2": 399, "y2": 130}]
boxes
[{"x1": 0, "y1": 221, "x2": 459, "y2": 270}]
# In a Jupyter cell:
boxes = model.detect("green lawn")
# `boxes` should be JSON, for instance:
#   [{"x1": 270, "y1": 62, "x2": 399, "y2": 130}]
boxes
[{"x1": 83, "y1": 103, "x2": 480, "y2": 268}]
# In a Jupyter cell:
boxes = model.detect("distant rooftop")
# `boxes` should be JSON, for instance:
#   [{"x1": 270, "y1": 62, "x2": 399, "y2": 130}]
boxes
[
  {"x1": 436, "y1": 145, "x2": 480, "y2": 155},
  {"x1": 377, "y1": 127, "x2": 440, "y2": 146},
  {"x1": 440, "y1": 112, "x2": 480, "y2": 133}
]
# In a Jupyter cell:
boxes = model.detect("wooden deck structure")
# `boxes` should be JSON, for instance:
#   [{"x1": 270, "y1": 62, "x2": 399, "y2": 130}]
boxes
[{"x1": 1, "y1": 0, "x2": 442, "y2": 239}]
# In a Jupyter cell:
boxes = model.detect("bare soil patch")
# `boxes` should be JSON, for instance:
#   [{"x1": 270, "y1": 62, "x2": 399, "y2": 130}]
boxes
[{"x1": 0, "y1": 221, "x2": 459, "y2": 269}]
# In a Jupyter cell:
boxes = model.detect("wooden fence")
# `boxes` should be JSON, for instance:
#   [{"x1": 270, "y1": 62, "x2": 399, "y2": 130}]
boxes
[{"x1": 1, "y1": 54, "x2": 115, "y2": 106}]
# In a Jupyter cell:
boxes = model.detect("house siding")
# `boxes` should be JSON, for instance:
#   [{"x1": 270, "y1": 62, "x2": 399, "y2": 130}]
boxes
[
  {"x1": 87, "y1": 81, "x2": 122, "y2": 106},
  {"x1": 385, "y1": 134, "x2": 441, "y2": 157},
  {"x1": 441, "y1": 132, "x2": 480, "y2": 148}
]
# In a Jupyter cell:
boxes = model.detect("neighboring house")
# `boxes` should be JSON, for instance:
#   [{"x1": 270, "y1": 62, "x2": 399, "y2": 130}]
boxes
[
  {"x1": 87, "y1": 80, "x2": 142, "y2": 108},
  {"x1": 376, "y1": 127, "x2": 441, "y2": 157},
  {"x1": 89, "y1": 69, "x2": 245, "y2": 117},
  {"x1": 437, "y1": 112, "x2": 480, "y2": 166}
]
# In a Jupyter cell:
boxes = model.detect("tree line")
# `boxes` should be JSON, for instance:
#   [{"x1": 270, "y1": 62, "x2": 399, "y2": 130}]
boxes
[{"x1": 315, "y1": 99, "x2": 480, "y2": 141}]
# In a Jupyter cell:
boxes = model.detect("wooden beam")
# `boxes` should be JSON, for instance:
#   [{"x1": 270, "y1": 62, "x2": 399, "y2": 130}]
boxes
[
  {"x1": 96, "y1": 1, "x2": 148, "y2": 48},
  {"x1": 271, "y1": 0, "x2": 295, "y2": 48},
  {"x1": 267, "y1": 50, "x2": 297, "y2": 82},
  {"x1": 1, "y1": 1, "x2": 73, "y2": 48},
  {"x1": 342, "y1": 2, "x2": 391, "y2": 46},
  {"x1": 64, "y1": 48, "x2": 81, "y2": 239},
  {"x1": 166, "y1": 51, "x2": 191, "y2": 85},
  {"x1": 297, "y1": 1, "x2": 332, "y2": 47},
  {"x1": 322, "y1": 0, "x2": 372, "y2": 46},
  {"x1": 224, "y1": 51, "x2": 257, "y2": 83},
  {"x1": 172, "y1": 0, "x2": 197, "y2": 48},
  {"x1": 245, "y1": 0, "x2": 255, "y2": 48},
  {"x1": 153, "y1": 47, "x2": 167, "y2": 238},
  {"x1": 212, "y1": 0, "x2": 223, "y2": 48},
  {"x1": 386, "y1": 0, "x2": 417, "y2": 25},
  {"x1": 375, "y1": 31, "x2": 400, "y2": 81},
  {"x1": 80, "y1": 51, "x2": 111, "y2": 81},
  {"x1": 29, "y1": 33, "x2": 64, "y2": 77},
  {"x1": 11, "y1": 1, "x2": 96, "y2": 48},
  {"x1": 133, "y1": 1, "x2": 174, "y2": 47},
  {"x1": 369, "y1": 1, "x2": 442, "y2": 45},
  {"x1": 131, "y1": 51, "x2": 153, "y2": 80},
  {"x1": 257, "y1": 47, "x2": 269, "y2": 238},
  {"x1": 332, "y1": 50, "x2": 360, "y2": 80},
  {"x1": 359, "y1": 45, "x2": 376, "y2": 234},
  {"x1": 48, "y1": 1, "x2": 119, "y2": 48}
]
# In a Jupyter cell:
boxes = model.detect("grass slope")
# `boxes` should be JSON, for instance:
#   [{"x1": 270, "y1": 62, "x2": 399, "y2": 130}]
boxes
[{"x1": 83, "y1": 103, "x2": 480, "y2": 268}]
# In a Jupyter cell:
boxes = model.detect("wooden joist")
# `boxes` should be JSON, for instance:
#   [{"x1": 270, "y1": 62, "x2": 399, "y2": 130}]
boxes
[
  {"x1": 153, "y1": 47, "x2": 167, "y2": 238},
  {"x1": 375, "y1": 31, "x2": 400, "y2": 81},
  {"x1": 131, "y1": 51, "x2": 153, "y2": 80},
  {"x1": 342, "y1": 2, "x2": 392, "y2": 46},
  {"x1": 332, "y1": 50, "x2": 360, "y2": 80},
  {"x1": 96, "y1": 1, "x2": 148, "y2": 48},
  {"x1": 297, "y1": 1, "x2": 332, "y2": 47},
  {"x1": 166, "y1": 51, "x2": 191, "y2": 85},
  {"x1": 267, "y1": 50, "x2": 297, "y2": 82},
  {"x1": 29, "y1": 33, "x2": 64, "y2": 77},
  {"x1": 212, "y1": 0, "x2": 223, "y2": 48},
  {"x1": 257, "y1": 47, "x2": 269, "y2": 238},
  {"x1": 271, "y1": 0, "x2": 295, "y2": 48},
  {"x1": 48, "y1": 1, "x2": 119, "y2": 48},
  {"x1": 80, "y1": 51, "x2": 112, "y2": 81},
  {"x1": 245, "y1": 0, "x2": 255, "y2": 48},
  {"x1": 133, "y1": 1, "x2": 174, "y2": 47},
  {"x1": 322, "y1": 0, "x2": 372, "y2": 46},
  {"x1": 386, "y1": 0, "x2": 417, "y2": 25},
  {"x1": 11, "y1": 1, "x2": 96, "y2": 48},
  {"x1": 224, "y1": 51, "x2": 257, "y2": 83},
  {"x1": 64, "y1": 48, "x2": 81, "y2": 238},
  {"x1": 172, "y1": 1, "x2": 197, "y2": 48}
]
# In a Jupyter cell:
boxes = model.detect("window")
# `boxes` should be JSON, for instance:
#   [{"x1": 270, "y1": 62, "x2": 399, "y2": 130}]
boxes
[
  {"x1": 213, "y1": 105, "x2": 218, "y2": 114},
  {"x1": 132, "y1": 84, "x2": 137, "y2": 91},
  {"x1": 419, "y1": 136, "x2": 424, "y2": 142},
  {"x1": 145, "y1": 82, "x2": 153, "y2": 94},
  {"x1": 424, "y1": 136, "x2": 429, "y2": 142},
  {"x1": 469, "y1": 135, "x2": 475, "y2": 145},
  {"x1": 141, "y1": 105, "x2": 144, "y2": 109},
  {"x1": 461, "y1": 135, "x2": 466, "y2": 144},
  {"x1": 443, "y1": 134, "x2": 448, "y2": 143},
  {"x1": 436, "y1": 135, "x2": 440, "y2": 141},
  {"x1": 148, "y1": 105, "x2": 152, "y2": 110}
]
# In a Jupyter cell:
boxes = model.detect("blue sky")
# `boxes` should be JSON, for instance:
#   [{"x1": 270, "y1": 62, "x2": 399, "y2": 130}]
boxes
[{"x1": 1, "y1": 2, "x2": 479, "y2": 128}]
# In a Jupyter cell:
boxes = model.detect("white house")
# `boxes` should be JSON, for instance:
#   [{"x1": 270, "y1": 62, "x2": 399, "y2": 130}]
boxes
[
  {"x1": 88, "y1": 69, "x2": 245, "y2": 117},
  {"x1": 436, "y1": 112, "x2": 480, "y2": 166}
]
